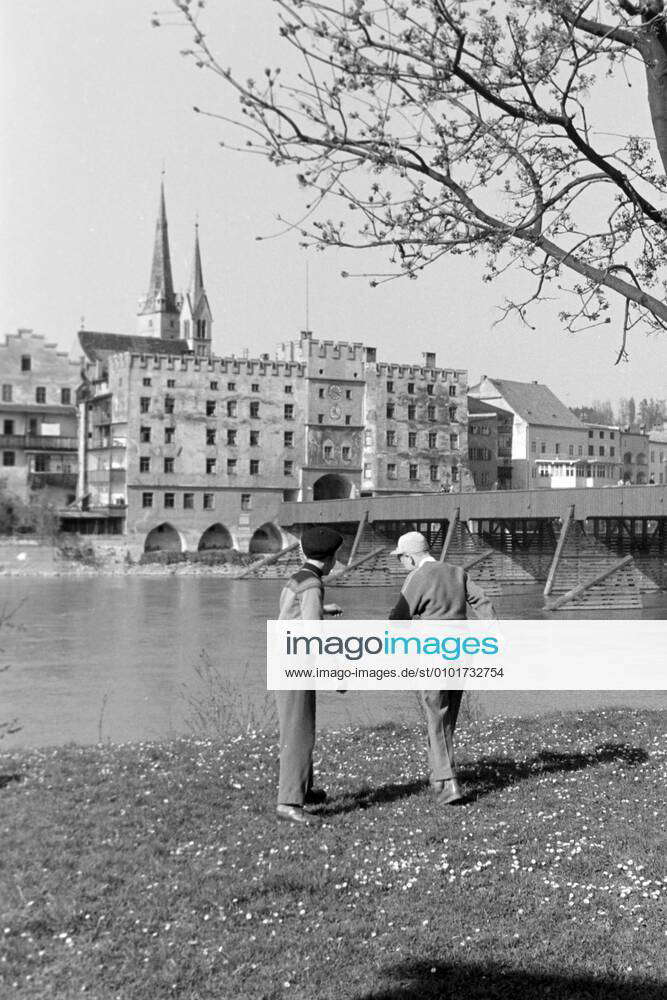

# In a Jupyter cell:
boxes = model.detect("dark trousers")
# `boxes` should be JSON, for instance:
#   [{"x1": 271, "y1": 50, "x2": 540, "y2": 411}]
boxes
[
  {"x1": 420, "y1": 689, "x2": 463, "y2": 781},
  {"x1": 275, "y1": 690, "x2": 316, "y2": 806}
]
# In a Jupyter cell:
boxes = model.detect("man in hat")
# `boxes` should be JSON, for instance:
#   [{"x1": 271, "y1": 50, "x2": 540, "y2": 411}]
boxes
[
  {"x1": 388, "y1": 530, "x2": 496, "y2": 805},
  {"x1": 276, "y1": 526, "x2": 343, "y2": 825}
]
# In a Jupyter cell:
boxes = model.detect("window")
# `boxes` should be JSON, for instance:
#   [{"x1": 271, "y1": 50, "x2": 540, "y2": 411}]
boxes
[
  {"x1": 345, "y1": 389, "x2": 351, "y2": 399},
  {"x1": 250, "y1": 430, "x2": 259, "y2": 446},
  {"x1": 610, "y1": 446, "x2": 615, "y2": 457},
  {"x1": 610, "y1": 431, "x2": 616, "y2": 440},
  {"x1": 140, "y1": 397, "x2": 150, "y2": 413},
  {"x1": 324, "y1": 444, "x2": 333, "y2": 459},
  {"x1": 284, "y1": 431, "x2": 294, "y2": 448},
  {"x1": 428, "y1": 405, "x2": 437, "y2": 421},
  {"x1": 407, "y1": 382, "x2": 415, "y2": 394},
  {"x1": 408, "y1": 432, "x2": 417, "y2": 448},
  {"x1": 61, "y1": 388, "x2": 72, "y2": 405},
  {"x1": 227, "y1": 429, "x2": 237, "y2": 446},
  {"x1": 427, "y1": 384, "x2": 434, "y2": 396},
  {"x1": 448, "y1": 385, "x2": 456, "y2": 397},
  {"x1": 250, "y1": 459, "x2": 260, "y2": 475},
  {"x1": 409, "y1": 464, "x2": 418, "y2": 480},
  {"x1": 249, "y1": 401, "x2": 260, "y2": 418},
  {"x1": 241, "y1": 493, "x2": 251, "y2": 510},
  {"x1": 142, "y1": 492, "x2": 153, "y2": 508},
  {"x1": 541, "y1": 442, "x2": 546, "y2": 454},
  {"x1": 285, "y1": 385, "x2": 293, "y2": 395},
  {"x1": 555, "y1": 443, "x2": 560, "y2": 454},
  {"x1": 599, "y1": 446, "x2": 605, "y2": 457},
  {"x1": 284, "y1": 404, "x2": 294, "y2": 420},
  {"x1": 251, "y1": 383, "x2": 260, "y2": 393},
  {"x1": 342, "y1": 446, "x2": 351, "y2": 461},
  {"x1": 183, "y1": 493, "x2": 194, "y2": 509},
  {"x1": 345, "y1": 415, "x2": 351, "y2": 425},
  {"x1": 227, "y1": 382, "x2": 236, "y2": 392},
  {"x1": 588, "y1": 446, "x2": 594, "y2": 456},
  {"x1": 1, "y1": 385, "x2": 11, "y2": 402},
  {"x1": 143, "y1": 377, "x2": 151, "y2": 387},
  {"x1": 206, "y1": 428, "x2": 216, "y2": 446},
  {"x1": 210, "y1": 380, "x2": 218, "y2": 391},
  {"x1": 386, "y1": 404, "x2": 395, "y2": 419},
  {"x1": 430, "y1": 465, "x2": 439, "y2": 482},
  {"x1": 206, "y1": 400, "x2": 216, "y2": 416},
  {"x1": 227, "y1": 458, "x2": 237, "y2": 475},
  {"x1": 450, "y1": 433, "x2": 458, "y2": 450},
  {"x1": 3, "y1": 419, "x2": 14, "y2": 435},
  {"x1": 599, "y1": 430, "x2": 604, "y2": 439},
  {"x1": 451, "y1": 465, "x2": 459, "y2": 482},
  {"x1": 569, "y1": 444, "x2": 574, "y2": 457},
  {"x1": 364, "y1": 463, "x2": 372, "y2": 480},
  {"x1": 139, "y1": 457, "x2": 150, "y2": 473},
  {"x1": 164, "y1": 493, "x2": 175, "y2": 508},
  {"x1": 387, "y1": 463, "x2": 397, "y2": 479},
  {"x1": 21, "y1": 355, "x2": 31, "y2": 372},
  {"x1": 2, "y1": 451, "x2": 15, "y2": 467},
  {"x1": 167, "y1": 379, "x2": 176, "y2": 389},
  {"x1": 140, "y1": 426, "x2": 151, "y2": 443},
  {"x1": 35, "y1": 387, "x2": 46, "y2": 404},
  {"x1": 203, "y1": 493, "x2": 214, "y2": 510},
  {"x1": 206, "y1": 458, "x2": 216, "y2": 474},
  {"x1": 429, "y1": 432, "x2": 437, "y2": 448},
  {"x1": 164, "y1": 396, "x2": 175, "y2": 415},
  {"x1": 531, "y1": 441, "x2": 536, "y2": 453},
  {"x1": 284, "y1": 460, "x2": 294, "y2": 476},
  {"x1": 227, "y1": 400, "x2": 237, "y2": 418},
  {"x1": 318, "y1": 414, "x2": 324, "y2": 424},
  {"x1": 408, "y1": 404, "x2": 416, "y2": 420},
  {"x1": 387, "y1": 430, "x2": 396, "y2": 447},
  {"x1": 164, "y1": 457, "x2": 174, "y2": 473},
  {"x1": 318, "y1": 387, "x2": 325, "y2": 398},
  {"x1": 448, "y1": 406, "x2": 456, "y2": 421},
  {"x1": 588, "y1": 429, "x2": 594, "y2": 438},
  {"x1": 387, "y1": 380, "x2": 394, "y2": 393},
  {"x1": 164, "y1": 427, "x2": 175, "y2": 444}
]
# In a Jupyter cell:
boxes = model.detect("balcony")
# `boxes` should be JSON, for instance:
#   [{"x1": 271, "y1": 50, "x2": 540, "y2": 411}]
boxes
[
  {"x1": 29, "y1": 472, "x2": 78, "y2": 490},
  {"x1": 0, "y1": 434, "x2": 78, "y2": 452}
]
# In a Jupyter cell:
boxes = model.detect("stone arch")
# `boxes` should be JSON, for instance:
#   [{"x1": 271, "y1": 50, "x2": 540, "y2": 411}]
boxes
[
  {"x1": 144, "y1": 522, "x2": 184, "y2": 553},
  {"x1": 313, "y1": 473, "x2": 354, "y2": 501},
  {"x1": 623, "y1": 451, "x2": 633, "y2": 465},
  {"x1": 198, "y1": 523, "x2": 233, "y2": 551},
  {"x1": 249, "y1": 521, "x2": 283, "y2": 555}
]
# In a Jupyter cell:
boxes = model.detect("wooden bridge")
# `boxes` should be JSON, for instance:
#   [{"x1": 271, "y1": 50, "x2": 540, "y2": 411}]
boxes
[{"x1": 242, "y1": 485, "x2": 667, "y2": 611}]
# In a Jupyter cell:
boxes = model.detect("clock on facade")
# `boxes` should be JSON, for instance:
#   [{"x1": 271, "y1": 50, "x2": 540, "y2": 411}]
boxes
[{"x1": 328, "y1": 384, "x2": 342, "y2": 400}]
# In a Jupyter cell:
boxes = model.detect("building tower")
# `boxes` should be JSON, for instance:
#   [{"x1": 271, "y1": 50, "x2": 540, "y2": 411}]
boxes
[
  {"x1": 180, "y1": 223, "x2": 213, "y2": 358},
  {"x1": 137, "y1": 181, "x2": 180, "y2": 338}
]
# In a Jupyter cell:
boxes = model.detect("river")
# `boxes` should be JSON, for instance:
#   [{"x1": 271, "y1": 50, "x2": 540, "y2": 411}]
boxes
[{"x1": 1, "y1": 576, "x2": 666, "y2": 749}]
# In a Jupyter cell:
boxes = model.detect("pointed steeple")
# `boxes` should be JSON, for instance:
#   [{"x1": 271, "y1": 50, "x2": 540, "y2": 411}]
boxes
[
  {"x1": 189, "y1": 222, "x2": 205, "y2": 309},
  {"x1": 137, "y1": 180, "x2": 180, "y2": 338},
  {"x1": 180, "y1": 221, "x2": 213, "y2": 358}
]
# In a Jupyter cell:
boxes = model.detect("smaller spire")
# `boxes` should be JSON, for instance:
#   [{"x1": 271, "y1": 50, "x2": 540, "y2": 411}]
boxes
[{"x1": 189, "y1": 221, "x2": 205, "y2": 308}]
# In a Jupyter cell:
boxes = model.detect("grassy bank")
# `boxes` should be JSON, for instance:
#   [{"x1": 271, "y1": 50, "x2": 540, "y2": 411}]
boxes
[{"x1": 1, "y1": 709, "x2": 665, "y2": 1000}]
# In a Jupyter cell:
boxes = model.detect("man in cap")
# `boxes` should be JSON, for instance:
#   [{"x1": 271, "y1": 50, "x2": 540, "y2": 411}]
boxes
[
  {"x1": 388, "y1": 530, "x2": 496, "y2": 805},
  {"x1": 276, "y1": 526, "x2": 343, "y2": 825}
]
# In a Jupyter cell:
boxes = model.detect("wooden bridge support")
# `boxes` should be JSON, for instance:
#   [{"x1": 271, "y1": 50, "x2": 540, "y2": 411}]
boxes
[
  {"x1": 544, "y1": 505, "x2": 575, "y2": 598},
  {"x1": 546, "y1": 555, "x2": 635, "y2": 611},
  {"x1": 439, "y1": 509, "x2": 460, "y2": 562},
  {"x1": 237, "y1": 539, "x2": 300, "y2": 579}
]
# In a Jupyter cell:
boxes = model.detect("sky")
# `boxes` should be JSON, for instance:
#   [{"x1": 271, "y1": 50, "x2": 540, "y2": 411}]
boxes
[{"x1": 1, "y1": 0, "x2": 666, "y2": 408}]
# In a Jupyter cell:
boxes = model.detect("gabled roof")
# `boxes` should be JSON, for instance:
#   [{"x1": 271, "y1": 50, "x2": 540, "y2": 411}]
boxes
[
  {"x1": 477, "y1": 378, "x2": 584, "y2": 429},
  {"x1": 79, "y1": 330, "x2": 190, "y2": 364}
]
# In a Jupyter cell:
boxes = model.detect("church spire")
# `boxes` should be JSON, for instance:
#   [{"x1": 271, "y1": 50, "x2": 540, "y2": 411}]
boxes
[
  {"x1": 189, "y1": 221, "x2": 204, "y2": 308},
  {"x1": 137, "y1": 179, "x2": 180, "y2": 338},
  {"x1": 180, "y1": 221, "x2": 213, "y2": 358}
]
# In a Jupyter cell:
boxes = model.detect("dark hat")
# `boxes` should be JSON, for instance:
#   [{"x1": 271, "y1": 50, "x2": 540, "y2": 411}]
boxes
[{"x1": 301, "y1": 526, "x2": 343, "y2": 560}]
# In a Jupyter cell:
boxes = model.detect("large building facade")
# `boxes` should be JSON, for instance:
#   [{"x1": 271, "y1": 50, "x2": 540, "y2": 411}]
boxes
[
  {"x1": 67, "y1": 186, "x2": 469, "y2": 551},
  {"x1": 0, "y1": 329, "x2": 80, "y2": 506}
]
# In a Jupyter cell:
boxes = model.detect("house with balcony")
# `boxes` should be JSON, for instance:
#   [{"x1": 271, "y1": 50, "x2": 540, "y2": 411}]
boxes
[{"x1": 0, "y1": 329, "x2": 80, "y2": 507}]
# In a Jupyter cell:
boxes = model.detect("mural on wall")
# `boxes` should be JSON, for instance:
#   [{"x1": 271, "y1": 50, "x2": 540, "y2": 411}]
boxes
[{"x1": 307, "y1": 428, "x2": 363, "y2": 466}]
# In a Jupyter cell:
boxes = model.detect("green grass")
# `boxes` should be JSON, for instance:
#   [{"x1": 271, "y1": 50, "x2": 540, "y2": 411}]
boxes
[{"x1": 1, "y1": 709, "x2": 665, "y2": 1000}]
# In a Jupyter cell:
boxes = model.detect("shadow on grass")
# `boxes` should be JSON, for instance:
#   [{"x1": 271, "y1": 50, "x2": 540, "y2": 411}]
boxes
[
  {"x1": 0, "y1": 773, "x2": 22, "y2": 790},
  {"x1": 321, "y1": 743, "x2": 648, "y2": 816},
  {"x1": 356, "y1": 960, "x2": 663, "y2": 999}
]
